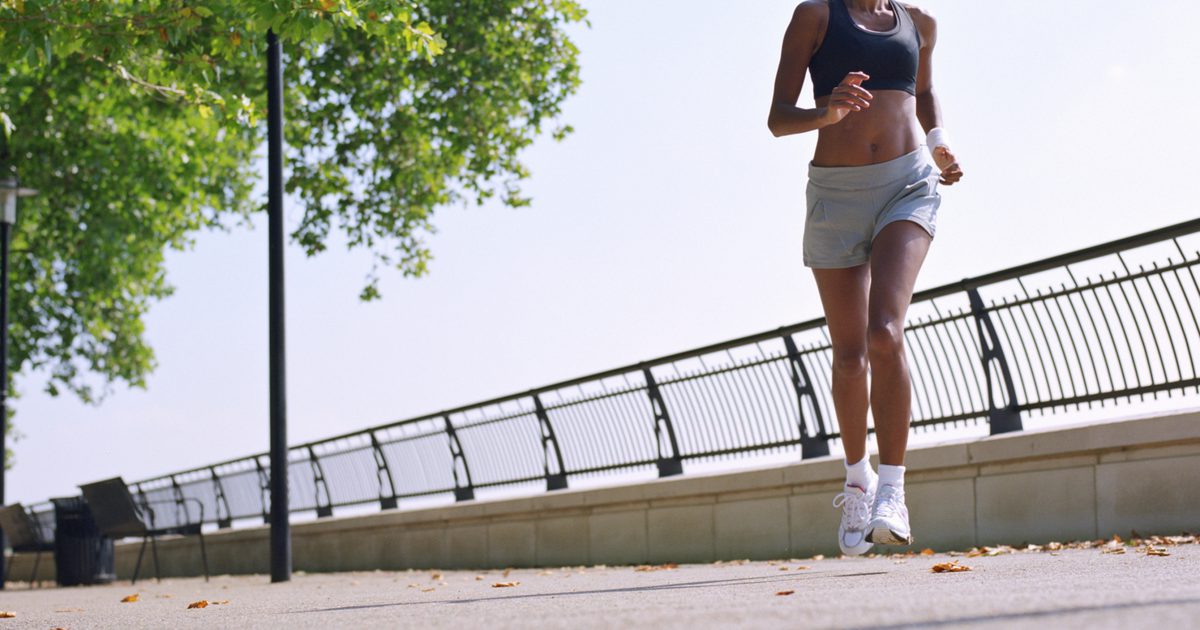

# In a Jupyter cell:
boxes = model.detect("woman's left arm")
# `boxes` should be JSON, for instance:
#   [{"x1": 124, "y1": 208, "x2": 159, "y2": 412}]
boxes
[{"x1": 909, "y1": 6, "x2": 963, "y2": 186}]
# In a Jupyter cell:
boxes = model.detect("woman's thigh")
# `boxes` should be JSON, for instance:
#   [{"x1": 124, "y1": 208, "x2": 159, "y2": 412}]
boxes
[
  {"x1": 868, "y1": 220, "x2": 933, "y2": 326},
  {"x1": 812, "y1": 264, "x2": 871, "y2": 354}
]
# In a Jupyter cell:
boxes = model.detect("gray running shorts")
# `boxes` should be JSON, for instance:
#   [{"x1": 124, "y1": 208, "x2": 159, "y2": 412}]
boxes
[{"x1": 803, "y1": 146, "x2": 941, "y2": 269}]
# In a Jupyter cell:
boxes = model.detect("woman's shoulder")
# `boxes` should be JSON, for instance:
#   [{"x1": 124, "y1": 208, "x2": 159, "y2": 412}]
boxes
[
  {"x1": 792, "y1": 0, "x2": 831, "y2": 23},
  {"x1": 899, "y1": 3, "x2": 937, "y2": 28},
  {"x1": 786, "y1": 0, "x2": 831, "y2": 38},
  {"x1": 899, "y1": 3, "x2": 937, "y2": 43}
]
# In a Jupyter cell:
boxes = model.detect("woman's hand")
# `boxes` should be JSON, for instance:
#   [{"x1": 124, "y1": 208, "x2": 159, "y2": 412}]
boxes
[
  {"x1": 933, "y1": 146, "x2": 963, "y2": 185},
  {"x1": 819, "y1": 72, "x2": 873, "y2": 126}
]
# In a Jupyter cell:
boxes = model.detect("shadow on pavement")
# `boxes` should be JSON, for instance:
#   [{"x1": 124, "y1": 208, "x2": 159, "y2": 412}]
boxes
[
  {"x1": 290, "y1": 570, "x2": 890, "y2": 614},
  {"x1": 848, "y1": 597, "x2": 1200, "y2": 630}
]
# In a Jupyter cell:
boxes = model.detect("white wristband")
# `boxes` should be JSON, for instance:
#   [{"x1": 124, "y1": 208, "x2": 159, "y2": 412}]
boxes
[{"x1": 926, "y1": 127, "x2": 951, "y2": 154}]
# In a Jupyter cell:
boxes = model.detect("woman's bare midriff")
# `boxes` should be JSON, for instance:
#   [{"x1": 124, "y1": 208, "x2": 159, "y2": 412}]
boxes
[{"x1": 812, "y1": 90, "x2": 923, "y2": 167}]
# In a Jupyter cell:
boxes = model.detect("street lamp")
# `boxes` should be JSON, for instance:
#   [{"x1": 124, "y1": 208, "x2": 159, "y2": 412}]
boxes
[{"x1": 0, "y1": 174, "x2": 37, "y2": 590}]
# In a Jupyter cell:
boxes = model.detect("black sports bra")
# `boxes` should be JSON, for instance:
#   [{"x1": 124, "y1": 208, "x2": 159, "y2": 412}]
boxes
[{"x1": 809, "y1": 0, "x2": 921, "y2": 99}]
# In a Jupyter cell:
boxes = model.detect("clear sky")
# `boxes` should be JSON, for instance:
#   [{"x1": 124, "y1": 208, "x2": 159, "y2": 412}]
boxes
[{"x1": 10, "y1": 0, "x2": 1200, "y2": 504}]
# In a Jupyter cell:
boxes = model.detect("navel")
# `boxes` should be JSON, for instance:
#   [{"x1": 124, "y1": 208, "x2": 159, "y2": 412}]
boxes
[{"x1": 870, "y1": 143, "x2": 880, "y2": 154}]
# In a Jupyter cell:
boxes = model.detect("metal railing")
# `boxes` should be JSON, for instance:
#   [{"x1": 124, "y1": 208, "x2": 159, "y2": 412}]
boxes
[{"x1": 37, "y1": 218, "x2": 1200, "y2": 527}]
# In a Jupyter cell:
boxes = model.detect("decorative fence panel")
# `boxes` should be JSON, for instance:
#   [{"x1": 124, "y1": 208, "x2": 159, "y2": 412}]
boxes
[{"x1": 35, "y1": 218, "x2": 1200, "y2": 528}]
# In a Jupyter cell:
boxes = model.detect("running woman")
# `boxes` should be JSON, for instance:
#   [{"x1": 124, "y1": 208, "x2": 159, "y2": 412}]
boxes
[{"x1": 768, "y1": 0, "x2": 963, "y2": 555}]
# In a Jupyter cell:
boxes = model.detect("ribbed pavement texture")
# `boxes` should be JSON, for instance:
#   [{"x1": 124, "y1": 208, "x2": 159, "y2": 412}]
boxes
[{"x1": 1, "y1": 543, "x2": 1197, "y2": 629}]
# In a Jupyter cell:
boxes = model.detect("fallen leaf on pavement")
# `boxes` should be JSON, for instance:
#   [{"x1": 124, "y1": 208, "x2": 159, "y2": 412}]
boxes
[
  {"x1": 811, "y1": 555, "x2": 825, "y2": 561},
  {"x1": 492, "y1": 581, "x2": 520, "y2": 588},
  {"x1": 430, "y1": 572, "x2": 442, "y2": 581},
  {"x1": 778, "y1": 566, "x2": 789, "y2": 571},
  {"x1": 421, "y1": 587, "x2": 436, "y2": 592},
  {"x1": 1145, "y1": 546, "x2": 1171, "y2": 557},
  {"x1": 0, "y1": 612, "x2": 14, "y2": 618},
  {"x1": 1101, "y1": 538, "x2": 1126, "y2": 554},
  {"x1": 634, "y1": 563, "x2": 678, "y2": 572},
  {"x1": 187, "y1": 600, "x2": 209, "y2": 609},
  {"x1": 931, "y1": 561, "x2": 971, "y2": 573},
  {"x1": 920, "y1": 548, "x2": 935, "y2": 556},
  {"x1": 793, "y1": 566, "x2": 810, "y2": 570},
  {"x1": 121, "y1": 594, "x2": 139, "y2": 603},
  {"x1": 212, "y1": 600, "x2": 230, "y2": 605},
  {"x1": 475, "y1": 575, "x2": 484, "y2": 581},
  {"x1": 502, "y1": 568, "x2": 512, "y2": 577},
  {"x1": 775, "y1": 590, "x2": 795, "y2": 596},
  {"x1": 965, "y1": 546, "x2": 1016, "y2": 558}
]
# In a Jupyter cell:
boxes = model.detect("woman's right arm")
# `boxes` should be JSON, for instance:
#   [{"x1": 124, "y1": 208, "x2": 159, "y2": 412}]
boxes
[{"x1": 768, "y1": 2, "x2": 871, "y2": 137}]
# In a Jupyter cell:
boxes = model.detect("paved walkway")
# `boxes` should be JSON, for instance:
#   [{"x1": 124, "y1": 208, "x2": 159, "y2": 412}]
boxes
[{"x1": 1, "y1": 544, "x2": 1197, "y2": 629}]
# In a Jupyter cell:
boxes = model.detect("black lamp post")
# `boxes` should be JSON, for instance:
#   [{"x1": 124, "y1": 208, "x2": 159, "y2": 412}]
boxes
[
  {"x1": 0, "y1": 173, "x2": 37, "y2": 590},
  {"x1": 265, "y1": 29, "x2": 291, "y2": 584}
]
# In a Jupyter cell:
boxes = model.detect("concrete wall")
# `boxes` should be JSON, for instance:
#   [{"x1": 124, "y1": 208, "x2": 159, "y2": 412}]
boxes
[{"x1": 7, "y1": 410, "x2": 1200, "y2": 582}]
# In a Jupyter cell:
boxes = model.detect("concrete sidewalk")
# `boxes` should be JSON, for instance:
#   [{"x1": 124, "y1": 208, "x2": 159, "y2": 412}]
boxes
[{"x1": 0, "y1": 544, "x2": 1196, "y2": 629}]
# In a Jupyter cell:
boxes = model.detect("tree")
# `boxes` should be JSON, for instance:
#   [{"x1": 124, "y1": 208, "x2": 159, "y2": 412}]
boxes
[{"x1": 0, "y1": 0, "x2": 586, "y2": 406}]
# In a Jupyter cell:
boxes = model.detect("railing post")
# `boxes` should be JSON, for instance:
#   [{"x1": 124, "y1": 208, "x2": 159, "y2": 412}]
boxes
[
  {"x1": 306, "y1": 446, "x2": 334, "y2": 518},
  {"x1": 169, "y1": 474, "x2": 190, "y2": 524},
  {"x1": 254, "y1": 457, "x2": 271, "y2": 525},
  {"x1": 532, "y1": 394, "x2": 569, "y2": 491},
  {"x1": 132, "y1": 483, "x2": 155, "y2": 528},
  {"x1": 967, "y1": 287, "x2": 1023, "y2": 434},
  {"x1": 783, "y1": 336, "x2": 831, "y2": 459},
  {"x1": 369, "y1": 432, "x2": 399, "y2": 510},
  {"x1": 209, "y1": 467, "x2": 233, "y2": 529},
  {"x1": 642, "y1": 367, "x2": 683, "y2": 477},
  {"x1": 443, "y1": 415, "x2": 476, "y2": 501}
]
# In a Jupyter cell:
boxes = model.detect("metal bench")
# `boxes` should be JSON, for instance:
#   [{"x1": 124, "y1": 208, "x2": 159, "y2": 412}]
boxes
[
  {"x1": 0, "y1": 503, "x2": 55, "y2": 587},
  {"x1": 79, "y1": 477, "x2": 209, "y2": 584}
]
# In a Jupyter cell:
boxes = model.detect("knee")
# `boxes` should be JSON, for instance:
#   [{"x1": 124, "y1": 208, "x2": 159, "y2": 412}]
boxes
[
  {"x1": 867, "y1": 319, "x2": 905, "y2": 359},
  {"x1": 831, "y1": 346, "x2": 868, "y2": 378}
]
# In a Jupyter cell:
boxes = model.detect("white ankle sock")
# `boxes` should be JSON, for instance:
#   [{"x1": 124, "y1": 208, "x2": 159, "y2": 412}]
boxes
[
  {"x1": 844, "y1": 456, "x2": 876, "y2": 489},
  {"x1": 878, "y1": 464, "x2": 906, "y2": 489}
]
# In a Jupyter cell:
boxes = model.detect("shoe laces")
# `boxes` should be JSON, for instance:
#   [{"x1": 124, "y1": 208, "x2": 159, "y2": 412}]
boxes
[
  {"x1": 832, "y1": 487, "x2": 873, "y2": 530},
  {"x1": 873, "y1": 484, "x2": 905, "y2": 520}
]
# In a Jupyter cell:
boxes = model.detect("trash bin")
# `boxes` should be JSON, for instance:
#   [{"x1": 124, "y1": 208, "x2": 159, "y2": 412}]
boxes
[{"x1": 51, "y1": 496, "x2": 116, "y2": 586}]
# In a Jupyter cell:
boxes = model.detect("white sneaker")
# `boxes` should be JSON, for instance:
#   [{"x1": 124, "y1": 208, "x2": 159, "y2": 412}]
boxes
[
  {"x1": 832, "y1": 480, "x2": 876, "y2": 556},
  {"x1": 868, "y1": 484, "x2": 913, "y2": 545}
]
